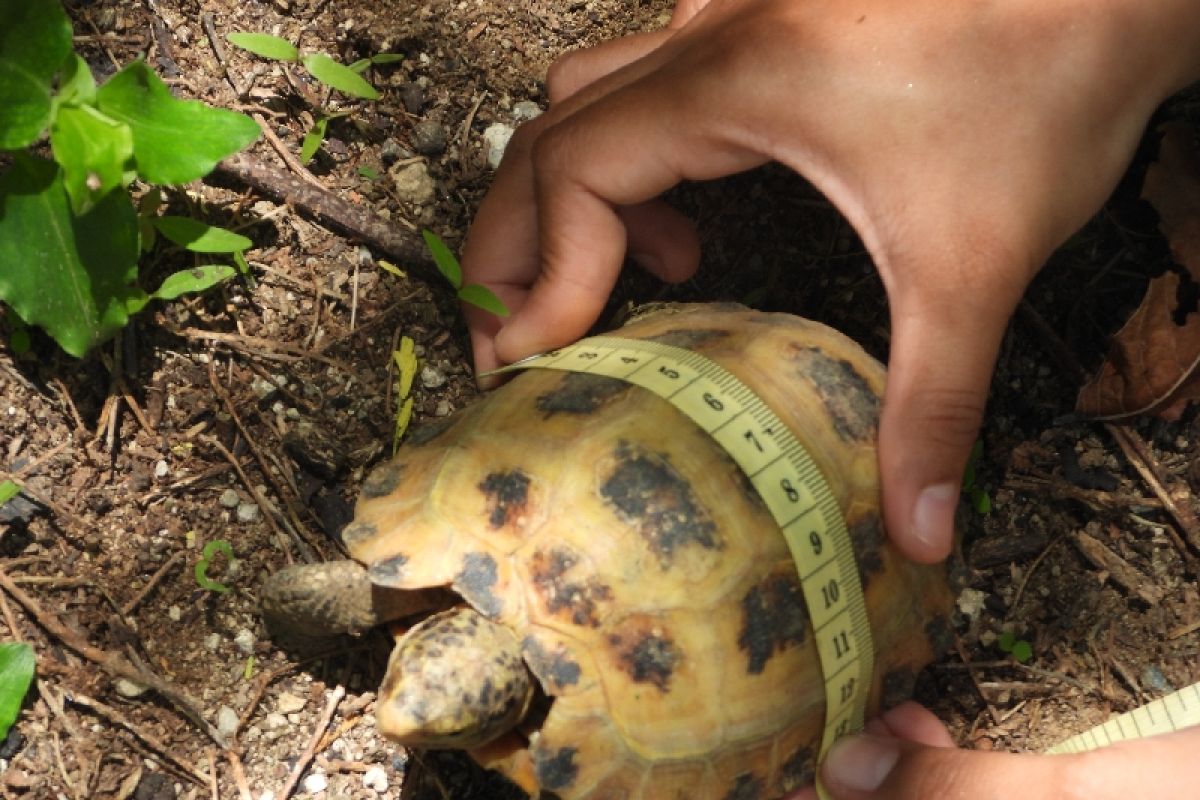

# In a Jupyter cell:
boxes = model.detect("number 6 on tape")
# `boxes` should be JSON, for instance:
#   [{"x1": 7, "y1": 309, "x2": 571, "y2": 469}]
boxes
[{"x1": 497, "y1": 335, "x2": 875, "y2": 798}]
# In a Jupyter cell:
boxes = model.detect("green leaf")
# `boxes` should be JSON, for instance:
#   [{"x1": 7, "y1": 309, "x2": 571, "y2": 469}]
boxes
[
  {"x1": 0, "y1": 155, "x2": 144, "y2": 357},
  {"x1": 348, "y1": 53, "x2": 403, "y2": 73},
  {"x1": 458, "y1": 283, "x2": 510, "y2": 316},
  {"x1": 195, "y1": 539, "x2": 234, "y2": 593},
  {"x1": 357, "y1": 165, "x2": 379, "y2": 180},
  {"x1": 225, "y1": 32, "x2": 299, "y2": 62},
  {"x1": 0, "y1": 642, "x2": 34, "y2": 740},
  {"x1": 1011, "y1": 640, "x2": 1033, "y2": 664},
  {"x1": 152, "y1": 265, "x2": 236, "y2": 300},
  {"x1": 971, "y1": 487, "x2": 992, "y2": 515},
  {"x1": 50, "y1": 104, "x2": 134, "y2": 213},
  {"x1": 0, "y1": 480, "x2": 20, "y2": 506},
  {"x1": 55, "y1": 54, "x2": 97, "y2": 109},
  {"x1": 300, "y1": 53, "x2": 379, "y2": 100},
  {"x1": 0, "y1": 0, "x2": 73, "y2": 149},
  {"x1": 997, "y1": 631, "x2": 1016, "y2": 652},
  {"x1": 422, "y1": 229, "x2": 461, "y2": 288},
  {"x1": 300, "y1": 116, "x2": 328, "y2": 164},
  {"x1": 96, "y1": 61, "x2": 260, "y2": 185},
  {"x1": 151, "y1": 216, "x2": 252, "y2": 253}
]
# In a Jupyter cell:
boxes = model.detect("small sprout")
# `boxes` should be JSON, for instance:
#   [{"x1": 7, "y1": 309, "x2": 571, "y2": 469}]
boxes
[
  {"x1": 998, "y1": 630, "x2": 1033, "y2": 664},
  {"x1": 243, "y1": 655, "x2": 256, "y2": 681},
  {"x1": 377, "y1": 260, "x2": 405, "y2": 279},
  {"x1": 357, "y1": 165, "x2": 380, "y2": 180},
  {"x1": 0, "y1": 642, "x2": 34, "y2": 740},
  {"x1": 0, "y1": 480, "x2": 21, "y2": 506},
  {"x1": 962, "y1": 440, "x2": 992, "y2": 515},
  {"x1": 421, "y1": 229, "x2": 509, "y2": 316},
  {"x1": 392, "y1": 336, "x2": 418, "y2": 452},
  {"x1": 195, "y1": 539, "x2": 235, "y2": 594}
]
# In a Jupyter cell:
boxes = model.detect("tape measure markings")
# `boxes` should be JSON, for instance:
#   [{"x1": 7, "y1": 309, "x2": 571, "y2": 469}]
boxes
[
  {"x1": 500, "y1": 335, "x2": 874, "y2": 786},
  {"x1": 1048, "y1": 682, "x2": 1200, "y2": 754}
]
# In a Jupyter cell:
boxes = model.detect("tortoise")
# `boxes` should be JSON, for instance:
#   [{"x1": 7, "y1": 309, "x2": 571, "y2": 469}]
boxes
[{"x1": 261, "y1": 303, "x2": 957, "y2": 800}]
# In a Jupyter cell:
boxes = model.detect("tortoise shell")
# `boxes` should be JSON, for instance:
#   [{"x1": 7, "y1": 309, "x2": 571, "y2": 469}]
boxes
[{"x1": 342, "y1": 304, "x2": 955, "y2": 799}]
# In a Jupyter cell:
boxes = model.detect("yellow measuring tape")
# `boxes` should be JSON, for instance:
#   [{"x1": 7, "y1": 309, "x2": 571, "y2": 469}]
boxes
[
  {"x1": 495, "y1": 333, "x2": 1200, "y2": 786},
  {"x1": 497, "y1": 334, "x2": 872, "y2": 799}
]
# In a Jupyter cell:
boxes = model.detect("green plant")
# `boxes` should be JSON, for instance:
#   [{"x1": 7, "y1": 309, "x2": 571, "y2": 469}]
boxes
[
  {"x1": 997, "y1": 630, "x2": 1033, "y2": 664},
  {"x1": 422, "y1": 229, "x2": 509, "y2": 316},
  {"x1": 0, "y1": 642, "x2": 34, "y2": 740},
  {"x1": 195, "y1": 540, "x2": 235, "y2": 594},
  {"x1": 0, "y1": 480, "x2": 19, "y2": 506},
  {"x1": 225, "y1": 32, "x2": 400, "y2": 163},
  {"x1": 0, "y1": 0, "x2": 261, "y2": 357},
  {"x1": 962, "y1": 440, "x2": 992, "y2": 515}
]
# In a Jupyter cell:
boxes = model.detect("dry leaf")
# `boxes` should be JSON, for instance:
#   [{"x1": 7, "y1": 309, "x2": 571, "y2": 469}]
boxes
[
  {"x1": 1076, "y1": 271, "x2": 1200, "y2": 419},
  {"x1": 1142, "y1": 123, "x2": 1200, "y2": 283}
]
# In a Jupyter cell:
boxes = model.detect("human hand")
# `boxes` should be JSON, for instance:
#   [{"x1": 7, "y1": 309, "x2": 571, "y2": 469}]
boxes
[
  {"x1": 786, "y1": 701, "x2": 1200, "y2": 800},
  {"x1": 460, "y1": 0, "x2": 1200, "y2": 562}
]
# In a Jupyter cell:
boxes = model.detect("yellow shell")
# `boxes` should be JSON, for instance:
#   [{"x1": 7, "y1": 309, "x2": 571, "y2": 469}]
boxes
[{"x1": 344, "y1": 304, "x2": 956, "y2": 800}]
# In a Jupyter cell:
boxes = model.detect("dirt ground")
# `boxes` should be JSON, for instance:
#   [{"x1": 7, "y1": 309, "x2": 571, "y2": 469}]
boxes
[{"x1": 2, "y1": 1, "x2": 1199, "y2": 798}]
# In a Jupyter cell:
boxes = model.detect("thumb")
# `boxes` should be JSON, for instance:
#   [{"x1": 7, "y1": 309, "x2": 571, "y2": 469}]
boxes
[
  {"x1": 876, "y1": 257, "x2": 1023, "y2": 564},
  {"x1": 819, "y1": 722, "x2": 1200, "y2": 800}
]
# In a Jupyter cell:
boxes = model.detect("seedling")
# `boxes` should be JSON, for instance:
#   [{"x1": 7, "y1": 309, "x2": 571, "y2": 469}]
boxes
[
  {"x1": 0, "y1": 0, "x2": 260, "y2": 357},
  {"x1": 422, "y1": 230, "x2": 509, "y2": 316},
  {"x1": 0, "y1": 642, "x2": 34, "y2": 740},
  {"x1": 997, "y1": 630, "x2": 1033, "y2": 664},
  {"x1": 226, "y1": 32, "x2": 400, "y2": 163},
  {"x1": 962, "y1": 440, "x2": 992, "y2": 515},
  {"x1": 392, "y1": 335, "x2": 418, "y2": 453},
  {"x1": 0, "y1": 480, "x2": 20, "y2": 506},
  {"x1": 195, "y1": 540, "x2": 236, "y2": 594}
]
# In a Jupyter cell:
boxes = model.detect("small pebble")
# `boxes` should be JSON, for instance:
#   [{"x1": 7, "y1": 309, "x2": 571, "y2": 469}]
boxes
[
  {"x1": 264, "y1": 712, "x2": 288, "y2": 731},
  {"x1": 204, "y1": 633, "x2": 222, "y2": 651},
  {"x1": 512, "y1": 100, "x2": 542, "y2": 122},
  {"x1": 410, "y1": 120, "x2": 448, "y2": 155},
  {"x1": 302, "y1": 773, "x2": 328, "y2": 794},
  {"x1": 390, "y1": 161, "x2": 436, "y2": 205},
  {"x1": 434, "y1": 399, "x2": 452, "y2": 417},
  {"x1": 219, "y1": 489, "x2": 240, "y2": 509},
  {"x1": 399, "y1": 82, "x2": 426, "y2": 113},
  {"x1": 168, "y1": 605, "x2": 182, "y2": 622},
  {"x1": 236, "y1": 502, "x2": 260, "y2": 523},
  {"x1": 276, "y1": 692, "x2": 307, "y2": 714},
  {"x1": 420, "y1": 364, "x2": 446, "y2": 389},
  {"x1": 362, "y1": 765, "x2": 388, "y2": 793},
  {"x1": 482, "y1": 122, "x2": 514, "y2": 169},
  {"x1": 114, "y1": 678, "x2": 150, "y2": 698},
  {"x1": 234, "y1": 629, "x2": 256, "y2": 656},
  {"x1": 217, "y1": 706, "x2": 239, "y2": 739},
  {"x1": 154, "y1": 460, "x2": 169, "y2": 479}
]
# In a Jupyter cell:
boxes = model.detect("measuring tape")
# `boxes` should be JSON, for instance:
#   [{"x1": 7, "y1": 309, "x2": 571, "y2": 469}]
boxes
[
  {"x1": 493, "y1": 334, "x2": 873, "y2": 799},
  {"x1": 490, "y1": 332, "x2": 1200, "y2": 788}
]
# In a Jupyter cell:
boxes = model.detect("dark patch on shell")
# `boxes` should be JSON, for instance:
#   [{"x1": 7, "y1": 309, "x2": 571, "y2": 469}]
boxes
[
  {"x1": 534, "y1": 747, "x2": 579, "y2": 791},
  {"x1": 453, "y1": 552, "x2": 503, "y2": 618},
  {"x1": 788, "y1": 345, "x2": 879, "y2": 442},
  {"x1": 529, "y1": 548, "x2": 613, "y2": 627},
  {"x1": 723, "y1": 773, "x2": 765, "y2": 800},
  {"x1": 478, "y1": 469, "x2": 531, "y2": 529},
  {"x1": 600, "y1": 442, "x2": 721, "y2": 566},
  {"x1": 780, "y1": 745, "x2": 816, "y2": 791},
  {"x1": 848, "y1": 514, "x2": 885, "y2": 589},
  {"x1": 535, "y1": 373, "x2": 631, "y2": 416},
  {"x1": 340, "y1": 521, "x2": 378, "y2": 549},
  {"x1": 608, "y1": 627, "x2": 680, "y2": 691},
  {"x1": 880, "y1": 667, "x2": 918, "y2": 711},
  {"x1": 368, "y1": 553, "x2": 410, "y2": 587},
  {"x1": 645, "y1": 326, "x2": 731, "y2": 351},
  {"x1": 521, "y1": 636, "x2": 581, "y2": 691},
  {"x1": 360, "y1": 462, "x2": 404, "y2": 499},
  {"x1": 405, "y1": 414, "x2": 460, "y2": 446},
  {"x1": 738, "y1": 571, "x2": 807, "y2": 674}
]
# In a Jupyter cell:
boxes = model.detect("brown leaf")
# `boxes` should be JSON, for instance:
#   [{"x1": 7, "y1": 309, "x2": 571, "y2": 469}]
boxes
[
  {"x1": 1142, "y1": 122, "x2": 1200, "y2": 283},
  {"x1": 1076, "y1": 271, "x2": 1200, "y2": 419}
]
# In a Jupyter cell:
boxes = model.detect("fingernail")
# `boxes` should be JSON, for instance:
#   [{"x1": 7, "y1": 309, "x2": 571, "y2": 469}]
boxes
[
  {"x1": 911, "y1": 482, "x2": 957, "y2": 555},
  {"x1": 824, "y1": 735, "x2": 901, "y2": 793}
]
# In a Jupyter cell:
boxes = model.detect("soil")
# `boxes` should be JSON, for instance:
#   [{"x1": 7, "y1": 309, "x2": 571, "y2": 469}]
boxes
[{"x1": 2, "y1": 1, "x2": 1199, "y2": 799}]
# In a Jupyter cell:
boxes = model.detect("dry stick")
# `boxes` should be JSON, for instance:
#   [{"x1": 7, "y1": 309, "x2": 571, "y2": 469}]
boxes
[
  {"x1": 954, "y1": 639, "x2": 1004, "y2": 727},
  {"x1": 200, "y1": 12, "x2": 244, "y2": 97},
  {"x1": 226, "y1": 749, "x2": 254, "y2": 800},
  {"x1": 1006, "y1": 533, "x2": 1066, "y2": 619},
  {"x1": 278, "y1": 686, "x2": 346, "y2": 800},
  {"x1": 211, "y1": 153, "x2": 431, "y2": 259},
  {"x1": 67, "y1": 691, "x2": 208, "y2": 785},
  {"x1": 0, "y1": 568, "x2": 227, "y2": 747},
  {"x1": 120, "y1": 551, "x2": 187, "y2": 616},
  {"x1": 180, "y1": 328, "x2": 352, "y2": 371},
  {"x1": 1016, "y1": 301, "x2": 1200, "y2": 561}
]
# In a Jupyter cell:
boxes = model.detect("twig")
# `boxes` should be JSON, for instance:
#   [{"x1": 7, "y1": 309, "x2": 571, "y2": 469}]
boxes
[
  {"x1": 226, "y1": 749, "x2": 254, "y2": 800},
  {"x1": 278, "y1": 686, "x2": 345, "y2": 800},
  {"x1": 120, "y1": 551, "x2": 187, "y2": 616},
  {"x1": 0, "y1": 568, "x2": 227, "y2": 747},
  {"x1": 1104, "y1": 423, "x2": 1200, "y2": 557},
  {"x1": 1007, "y1": 534, "x2": 1066, "y2": 618},
  {"x1": 955, "y1": 639, "x2": 1004, "y2": 726},
  {"x1": 67, "y1": 691, "x2": 208, "y2": 785},
  {"x1": 200, "y1": 12, "x2": 244, "y2": 96},
  {"x1": 177, "y1": 328, "x2": 352, "y2": 371}
]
